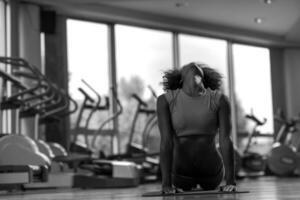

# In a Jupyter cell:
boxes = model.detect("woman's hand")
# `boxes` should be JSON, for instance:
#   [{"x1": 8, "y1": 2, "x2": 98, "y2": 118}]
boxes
[
  {"x1": 162, "y1": 185, "x2": 176, "y2": 194},
  {"x1": 220, "y1": 184, "x2": 237, "y2": 192}
]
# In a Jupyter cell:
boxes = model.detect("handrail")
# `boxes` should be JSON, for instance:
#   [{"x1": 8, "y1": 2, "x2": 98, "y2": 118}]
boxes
[
  {"x1": 78, "y1": 87, "x2": 95, "y2": 103},
  {"x1": 91, "y1": 86, "x2": 123, "y2": 148},
  {"x1": 131, "y1": 93, "x2": 147, "y2": 107},
  {"x1": 245, "y1": 114, "x2": 267, "y2": 126},
  {"x1": 0, "y1": 69, "x2": 27, "y2": 90}
]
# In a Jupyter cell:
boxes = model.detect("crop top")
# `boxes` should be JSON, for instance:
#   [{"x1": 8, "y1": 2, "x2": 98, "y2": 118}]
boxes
[{"x1": 164, "y1": 88, "x2": 222, "y2": 137}]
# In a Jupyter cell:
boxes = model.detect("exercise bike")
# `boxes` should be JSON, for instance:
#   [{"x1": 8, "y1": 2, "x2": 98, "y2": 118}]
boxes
[
  {"x1": 241, "y1": 112, "x2": 267, "y2": 174},
  {"x1": 267, "y1": 110, "x2": 300, "y2": 176}
]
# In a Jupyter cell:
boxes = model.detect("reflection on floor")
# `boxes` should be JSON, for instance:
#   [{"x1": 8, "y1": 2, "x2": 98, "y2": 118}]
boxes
[{"x1": 1, "y1": 176, "x2": 300, "y2": 200}]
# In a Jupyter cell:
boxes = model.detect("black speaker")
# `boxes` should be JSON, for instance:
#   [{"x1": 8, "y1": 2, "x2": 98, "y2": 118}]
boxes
[{"x1": 40, "y1": 10, "x2": 56, "y2": 34}]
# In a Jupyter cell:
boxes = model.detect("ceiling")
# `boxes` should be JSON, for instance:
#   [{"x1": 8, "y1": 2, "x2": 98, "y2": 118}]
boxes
[{"x1": 26, "y1": 0, "x2": 300, "y2": 45}]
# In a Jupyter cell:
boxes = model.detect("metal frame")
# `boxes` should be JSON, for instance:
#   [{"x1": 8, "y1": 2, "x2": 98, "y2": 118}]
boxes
[
  {"x1": 227, "y1": 41, "x2": 238, "y2": 146},
  {"x1": 172, "y1": 32, "x2": 180, "y2": 69},
  {"x1": 107, "y1": 23, "x2": 119, "y2": 154}
]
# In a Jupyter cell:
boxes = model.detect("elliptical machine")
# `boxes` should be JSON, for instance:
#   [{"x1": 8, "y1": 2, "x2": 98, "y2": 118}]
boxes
[
  {"x1": 0, "y1": 57, "x2": 52, "y2": 188},
  {"x1": 106, "y1": 90, "x2": 160, "y2": 182},
  {"x1": 67, "y1": 81, "x2": 140, "y2": 188},
  {"x1": 70, "y1": 79, "x2": 111, "y2": 157}
]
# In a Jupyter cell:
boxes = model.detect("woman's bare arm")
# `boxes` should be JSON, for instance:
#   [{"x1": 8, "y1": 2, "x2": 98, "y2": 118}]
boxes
[
  {"x1": 218, "y1": 94, "x2": 236, "y2": 185},
  {"x1": 157, "y1": 94, "x2": 174, "y2": 190}
]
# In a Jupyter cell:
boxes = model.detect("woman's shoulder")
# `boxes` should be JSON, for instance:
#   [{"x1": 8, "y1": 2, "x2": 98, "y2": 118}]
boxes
[
  {"x1": 207, "y1": 88, "x2": 222, "y2": 98},
  {"x1": 163, "y1": 89, "x2": 181, "y2": 104},
  {"x1": 207, "y1": 88, "x2": 228, "y2": 110}
]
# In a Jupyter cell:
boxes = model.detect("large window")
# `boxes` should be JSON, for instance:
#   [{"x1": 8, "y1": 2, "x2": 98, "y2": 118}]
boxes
[
  {"x1": 233, "y1": 44, "x2": 273, "y2": 135},
  {"x1": 67, "y1": 19, "x2": 111, "y2": 153},
  {"x1": 179, "y1": 34, "x2": 229, "y2": 95},
  {"x1": 115, "y1": 25, "x2": 172, "y2": 153}
]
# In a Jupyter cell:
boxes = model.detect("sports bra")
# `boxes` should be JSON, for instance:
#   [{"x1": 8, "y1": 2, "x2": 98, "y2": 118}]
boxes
[{"x1": 164, "y1": 88, "x2": 222, "y2": 137}]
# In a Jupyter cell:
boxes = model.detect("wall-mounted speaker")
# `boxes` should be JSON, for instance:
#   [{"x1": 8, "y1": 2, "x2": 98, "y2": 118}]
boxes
[{"x1": 40, "y1": 10, "x2": 56, "y2": 34}]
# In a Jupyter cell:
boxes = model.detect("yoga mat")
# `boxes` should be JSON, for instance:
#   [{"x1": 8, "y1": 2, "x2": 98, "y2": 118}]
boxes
[{"x1": 142, "y1": 189, "x2": 249, "y2": 197}]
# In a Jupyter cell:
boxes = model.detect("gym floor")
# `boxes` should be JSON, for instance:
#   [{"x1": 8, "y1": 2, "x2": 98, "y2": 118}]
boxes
[{"x1": 0, "y1": 177, "x2": 299, "y2": 200}]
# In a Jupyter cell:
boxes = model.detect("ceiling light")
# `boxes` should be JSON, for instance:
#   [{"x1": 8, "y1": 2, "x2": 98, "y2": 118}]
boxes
[
  {"x1": 264, "y1": 0, "x2": 273, "y2": 5},
  {"x1": 175, "y1": 1, "x2": 189, "y2": 8},
  {"x1": 254, "y1": 17, "x2": 263, "y2": 24}
]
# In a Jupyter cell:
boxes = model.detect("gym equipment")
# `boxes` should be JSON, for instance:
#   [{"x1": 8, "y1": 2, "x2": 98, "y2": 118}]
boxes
[
  {"x1": 70, "y1": 80, "x2": 110, "y2": 156},
  {"x1": 0, "y1": 60, "x2": 53, "y2": 164},
  {"x1": 141, "y1": 85, "x2": 159, "y2": 151},
  {"x1": 0, "y1": 57, "x2": 88, "y2": 188},
  {"x1": 267, "y1": 110, "x2": 300, "y2": 176},
  {"x1": 0, "y1": 165, "x2": 48, "y2": 190},
  {"x1": 0, "y1": 60, "x2": 50, "y2": 188},
  {"x1": 82, "y1": 80, "x2": 118, "y2": 154},
  {"x1": 107, "y1": 91, "x2": 158, "y2": 158},
  {"x1": 0, "y1": 57, "x2": 140, "y2": 189},
  {"x1": 127, "y1": 93, "x2": 157, "y2": 157},
  {"x1": 3, "y1": 58, "x2": 70, "y2": 160},
  {"x1": 142, "y1": 189, "x2": 249, "y2": 197},
  {"x1": 0, "y1": 135, "x2": 51, "y2": 166},
  {"x1": 241, "y1": 112, "x2": 267, "y2": 173},
  {"x1": 106, "y1": 90, "x2": 161, "y2": 182},
  {"x1": 21, "y1": 95, "x2": 85, "y2": 189},
  {"x1": 72, "y1": 83, "x2": 140, "y2": 188},
  {"x1": 73, "y1": 159, "x2": 140, "y2": 188}
]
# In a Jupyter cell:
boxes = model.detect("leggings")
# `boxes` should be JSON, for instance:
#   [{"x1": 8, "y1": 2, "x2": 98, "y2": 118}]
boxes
[{"x1": 172, "y1": 167, "x2": 224, "y2": 191}]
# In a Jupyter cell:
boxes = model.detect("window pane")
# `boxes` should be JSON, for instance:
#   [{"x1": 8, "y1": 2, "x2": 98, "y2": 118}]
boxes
[
  {"x1": 179, "y1": 34, "x2": 229, "y2": 94},
  {"x1": 233, "y1": 44, "x2": 273, "y2": 134},
  {"x1": 0, "y1": 0, "x2": 5, "y2": 57},
  {"x1": 115, "y1": 25, "x2": 172, "y2": 153},
  {"x1": 67, "y1": 19, "x2": 111, "y2": 153},
  {"x1": 0, "y1": 0, "x2": 5, "y2": 131}
]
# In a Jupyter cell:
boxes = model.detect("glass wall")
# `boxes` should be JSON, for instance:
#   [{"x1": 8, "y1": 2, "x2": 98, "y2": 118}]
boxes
[
  {"x1": 179, "y1": 34, "x2": 229, "y2": 95},
  {"x1": 67, "y1": 19, "x2": 111, "y2": 154},
  {"x1": 115, "y1": 25, "x2": 172, "y2": 153},
  {"x1": 233, "y1": 44, "x2": 273, "y2": 135}
]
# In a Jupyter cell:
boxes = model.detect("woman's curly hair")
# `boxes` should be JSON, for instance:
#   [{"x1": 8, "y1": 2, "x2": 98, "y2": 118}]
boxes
[{"x1": 162, "y1": 62, "x2": 223, "y2": 91}]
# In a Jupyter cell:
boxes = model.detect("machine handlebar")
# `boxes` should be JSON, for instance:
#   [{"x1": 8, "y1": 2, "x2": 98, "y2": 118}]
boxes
[
  {"x1": 147, "y1": 85, "x2": 157, "y2": 98},
  {"x1": 0, "y1": 57, "x2": 77, "y2": 119},
  {"x1": 245, "y1": 114, "x2": 267, "y2": 126},
  {"x1": 81, "y1": 79, "x2": 101, "y2": 105},
  {"x1": 12, "y1": 70, "x2": 37, "y2": 80},
  {"x1": 131, "y1": 93, "x2": 147, "y2": 107},
  {"x1": 274, "y1": 108, "x2": 300, "y2": 127},
  {"x1": 78, "y1": 88, "x2": 95, "y2": 103},
  {"x1": 0, "y1": 69, "x2": 27, "y2": 90}
]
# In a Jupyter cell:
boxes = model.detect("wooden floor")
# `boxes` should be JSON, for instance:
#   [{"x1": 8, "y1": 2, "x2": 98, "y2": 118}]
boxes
[{"x1": 1, "y1": 177, "x2": 300, "y2": 200}]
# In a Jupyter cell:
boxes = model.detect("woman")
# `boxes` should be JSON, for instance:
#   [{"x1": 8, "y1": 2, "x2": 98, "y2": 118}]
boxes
[{"x1": 157, "y1": 62, "x2": 236, "y2": 193}]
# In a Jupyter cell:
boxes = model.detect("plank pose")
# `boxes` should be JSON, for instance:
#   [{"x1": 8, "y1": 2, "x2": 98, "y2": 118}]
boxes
[{"x1": 157, "y1": 62, "x2": 236, "y2": 193}]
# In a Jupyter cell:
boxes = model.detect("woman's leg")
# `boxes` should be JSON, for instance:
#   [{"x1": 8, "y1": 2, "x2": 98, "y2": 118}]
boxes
[
  {"x1": 172, "y1": 174, "x2": 197, "y2": 191},
  {"x1": 198, "y1": 167, "x2": 224, "y2": 190}
]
